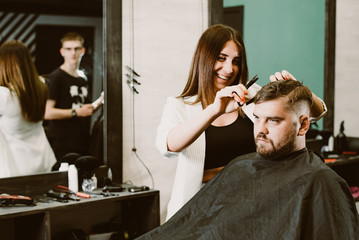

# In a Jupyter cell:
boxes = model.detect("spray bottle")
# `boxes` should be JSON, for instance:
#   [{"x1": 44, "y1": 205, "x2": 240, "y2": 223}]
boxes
[{"x1": 335, "y1": 121, "x2": 348, "y2": 154}]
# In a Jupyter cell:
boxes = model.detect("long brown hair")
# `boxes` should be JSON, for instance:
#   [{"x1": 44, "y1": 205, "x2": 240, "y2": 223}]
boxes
[
  {"x1": 179, "y1": 24, "x2": 248, "y2": 108},
  {"x1": 0, "y1": 40, "x2": 49, "y2": 122}
]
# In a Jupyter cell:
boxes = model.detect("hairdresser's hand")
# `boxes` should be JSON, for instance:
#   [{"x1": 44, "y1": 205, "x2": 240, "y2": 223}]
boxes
[
  {"x1": 76, "y1": 104, "x2": 94, "y2": 117},
  {"x1": 212, "y1": 84, "x2": 248, "y2": 114},
  {"x1": 270, "y1": 70, "x2": 325, "y2": 118},
  {"x1": 269, "y1": 70, "x2": 297, "y2": 82}
]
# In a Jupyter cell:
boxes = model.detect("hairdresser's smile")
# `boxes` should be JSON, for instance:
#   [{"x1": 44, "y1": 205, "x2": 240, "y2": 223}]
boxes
[
  {"x1": 217, "y1": 74, "x2": 231, "y2": 80},
  {"x1": 214, "y1": 40, "x2": 240, "y2": 90}
]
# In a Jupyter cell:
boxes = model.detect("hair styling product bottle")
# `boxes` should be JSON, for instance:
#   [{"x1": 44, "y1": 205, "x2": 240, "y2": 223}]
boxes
[
  {"x1": 68, "y1": 164, "x2": 79, "y2": 193},
  {"x1": 335, "y1": 121, "x2": 348, "y2": 154}
]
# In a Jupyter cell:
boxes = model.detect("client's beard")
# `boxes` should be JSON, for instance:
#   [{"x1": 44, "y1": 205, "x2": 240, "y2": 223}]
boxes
[{"x1": 255, "y1": 129, "x2": 297, "y2": 161}]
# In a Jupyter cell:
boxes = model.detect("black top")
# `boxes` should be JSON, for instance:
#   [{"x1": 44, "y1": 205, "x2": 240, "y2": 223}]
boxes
[
  {"x1": 204, "y1": 114, "x2": 256, "y2": 170},
  {"x1": 46, "y1": 68, "x2": 91, "y2": 159}
]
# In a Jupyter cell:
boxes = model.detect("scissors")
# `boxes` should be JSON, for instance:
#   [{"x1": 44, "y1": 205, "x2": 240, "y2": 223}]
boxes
[{"x1": 232, "y1": 74, "x2": 259, "y2": 106}]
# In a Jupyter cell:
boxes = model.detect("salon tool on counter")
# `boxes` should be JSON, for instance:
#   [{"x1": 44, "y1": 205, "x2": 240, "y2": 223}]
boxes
[
  {"x1": 43, "y1": 187, "x2": 104, "y2": 203},
  {"x1": 0, "y1": 193, "x2": 35, "y2": 206},
  {"x1": 128, "y1": 185, "x2": 150, "y2": 193},
  {"x1": 47, "y1": 190, "x2": 70, "y2": 202},
  {"x1": 102, "y1": 183, "x2": 149, "y2": 193},
  {"x1": 102, "y1": 185, "x2": 125, "y2": 192},
  {"x1": 54, "y1": 185, "x2": 90, "y2": 199}
]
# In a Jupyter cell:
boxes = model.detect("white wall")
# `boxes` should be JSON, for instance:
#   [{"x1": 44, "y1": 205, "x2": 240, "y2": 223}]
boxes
[
  {"x1": 122, "y1": 0, "x2": 208, "y2": 223},
  {"x1": 335, "y1": 0, "x2": 359, "y2": 136}
]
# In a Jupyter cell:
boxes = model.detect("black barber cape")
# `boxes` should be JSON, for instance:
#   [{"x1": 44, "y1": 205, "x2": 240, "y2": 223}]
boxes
[{"x1": 137, "y1": 148, "x2": 359, "y2": 240}]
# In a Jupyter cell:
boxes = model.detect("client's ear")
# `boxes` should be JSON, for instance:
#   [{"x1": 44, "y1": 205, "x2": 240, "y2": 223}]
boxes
[{"x1": 298, "y1": 115, "x2": 310, "y2": 136}]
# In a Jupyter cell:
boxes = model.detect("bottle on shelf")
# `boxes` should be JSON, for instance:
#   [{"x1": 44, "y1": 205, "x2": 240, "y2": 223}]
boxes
[
  {"x1": 334, "y1": 121, "x2": 348, "y2": 154},
  {"x1": 68, "y1": 164, "x2": 79, "y2": 193}
]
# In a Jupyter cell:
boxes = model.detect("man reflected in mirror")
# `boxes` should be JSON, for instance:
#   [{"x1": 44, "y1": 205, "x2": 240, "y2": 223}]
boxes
[{"x1": 44, "y1": 32, "x2": 102, "y2": 162}]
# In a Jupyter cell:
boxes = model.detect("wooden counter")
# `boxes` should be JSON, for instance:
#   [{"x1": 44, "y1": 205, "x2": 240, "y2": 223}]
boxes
[
  {"x1": 326, "y1": 155, "x2": 359, "y2": 187},
  {"x1": 0, "y1": 172, "x2": 159, "y2": 240}
]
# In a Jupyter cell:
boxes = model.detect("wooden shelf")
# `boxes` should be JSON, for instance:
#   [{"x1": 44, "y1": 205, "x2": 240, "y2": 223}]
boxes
[{"x1": 0, "y1": 172, "x2": 159, "y2": 240}]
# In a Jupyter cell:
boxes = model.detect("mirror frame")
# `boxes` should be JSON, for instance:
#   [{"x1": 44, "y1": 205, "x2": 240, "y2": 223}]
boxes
[
  {"x1": 323, "y1": 0, "x2": 336, "y2": 133},
  {"x1": 104, "y1": 0, "x2": 123, "y2": 182}
]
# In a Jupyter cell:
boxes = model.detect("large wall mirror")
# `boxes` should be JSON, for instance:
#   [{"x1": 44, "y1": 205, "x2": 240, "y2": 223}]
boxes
[{"x1": 0, "y1": 0, "x2": 104, "y2": 178}]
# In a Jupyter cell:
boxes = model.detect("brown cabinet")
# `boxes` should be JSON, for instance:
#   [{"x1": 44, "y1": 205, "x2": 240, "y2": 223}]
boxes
[
  {"x1": 327, "y1": 156, "x2": 359, "y2": 187},
  {"x1": 0, "y1": 172, "x2": 160, "y2": 239}
]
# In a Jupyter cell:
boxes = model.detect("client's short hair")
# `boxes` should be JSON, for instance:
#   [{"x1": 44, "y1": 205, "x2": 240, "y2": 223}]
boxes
[{"x1": 253, "y1": 80, "x2": 313, "y2": 112}]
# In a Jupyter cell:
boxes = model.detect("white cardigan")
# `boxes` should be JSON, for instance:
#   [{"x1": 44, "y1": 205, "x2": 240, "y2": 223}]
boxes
[
  {"x1": 156, "y1": 84, "x2": 326, "y2": 220},
  {"x1": 156, "y1": 85, "x2": 259, "y2": 220}
]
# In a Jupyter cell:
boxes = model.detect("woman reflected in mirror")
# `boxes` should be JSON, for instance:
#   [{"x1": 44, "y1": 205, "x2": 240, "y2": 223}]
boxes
[{"x1": 0, "y1": 40, "x2": 56, "y2": 178}]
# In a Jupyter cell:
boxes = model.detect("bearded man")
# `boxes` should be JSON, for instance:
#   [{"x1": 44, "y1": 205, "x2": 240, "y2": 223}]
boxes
[{"x1": 136, "y1": 80, "x2": 359, "y2": 240}]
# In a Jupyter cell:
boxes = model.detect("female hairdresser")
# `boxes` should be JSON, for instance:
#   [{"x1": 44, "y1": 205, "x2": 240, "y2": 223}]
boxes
[
  {"x1": 0, "y1": 40, "x2": 56, "y2": 178},
  {"x1": 156, "y1": 24, "x2": 326, "y2": 220}
]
